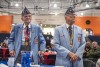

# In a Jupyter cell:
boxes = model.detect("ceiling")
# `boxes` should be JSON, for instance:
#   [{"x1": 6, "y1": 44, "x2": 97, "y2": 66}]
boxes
[{"x1": 0, "y1": 0, "x2": 100, "y2": 15}]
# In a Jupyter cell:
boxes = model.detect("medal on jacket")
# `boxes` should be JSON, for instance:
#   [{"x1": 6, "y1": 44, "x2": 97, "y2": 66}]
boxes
[{"x1": 78, "y1": 37, "x2": 81, "y2": 42}]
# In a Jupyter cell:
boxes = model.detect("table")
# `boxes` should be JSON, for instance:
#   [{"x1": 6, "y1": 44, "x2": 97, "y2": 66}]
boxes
[{"x1": 43, "y1": 51, "x2": 56, "y2": 65}]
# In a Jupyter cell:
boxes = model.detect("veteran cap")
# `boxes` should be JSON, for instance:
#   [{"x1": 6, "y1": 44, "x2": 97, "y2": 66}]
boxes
[
  {"x1": 65, "y1": 7, "x2": 75, "y2": 15},
  {"x1": 22, "y1": 7, "x2": 31, "y2": 16}
]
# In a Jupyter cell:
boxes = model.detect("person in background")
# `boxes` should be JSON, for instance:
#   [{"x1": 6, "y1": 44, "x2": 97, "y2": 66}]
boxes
[
  {"x1": 4, "y1": 37, "x2": 8, "y2": 45},
  {"x1": 92, "y1": 41, "x2": 99, "y2": 49},
  {"x1": 83, "y1": 28, "x2": 94, "y2": 37},
  {"x1": 96, "y1": 58, "x2": 100, "y2": 67},
  {"x1": 87, "y1": 41, "x2": 100, "y2": 59},
  {"x1": 83, "y1": 41, "x2": 91, "y2": 58},
  {"x1": 49, "y1": 32, "x2": 53, "y2": 40},
  {"x1": 1, "y1": 42, "x2": 7, "y2": 48},
  {"x1": 46, "y1": 32, "x2": 51, "y2": 48},
  {"x1": 0, "y1": 43, "x2": 2, "y2": 49},
  {"x1": 53, "y1": 7, "x2": 86, "y2": 67},
  {"x1": 8, "y1": 7, "x2": 46, "y2": 65},
  {"x1": 92, "y1": 41, "x2": 100, "y2": 67}
]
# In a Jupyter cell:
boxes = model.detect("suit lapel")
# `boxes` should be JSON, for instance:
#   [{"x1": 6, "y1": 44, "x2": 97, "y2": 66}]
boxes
[
  {"x1": 62, "y1": 24, "x2": 70, "y2": 49},
  {"x1": 30, "y1": 24, "x2": 38, "y2": 62},
  {"x1": 30, "y1": 24, "x2": 35, "y2": 50},
  {"x1": 18, "y1": 24, "x2": 23, "y2": 43},
  {"x1": 15, "y1": 24, "x2": 23, "y2": 59}
]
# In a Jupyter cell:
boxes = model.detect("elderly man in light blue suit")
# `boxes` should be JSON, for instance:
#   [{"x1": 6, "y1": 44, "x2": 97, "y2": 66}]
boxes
[
  {"x1": 53, "y1": 7, "x2": 86, "y2": 67},
  {"x1": 8, "y1": 7, "x2": 46, "y2": 65}
]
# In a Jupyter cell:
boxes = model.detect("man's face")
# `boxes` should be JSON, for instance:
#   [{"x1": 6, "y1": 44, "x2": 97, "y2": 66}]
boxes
[
  {"x1": 92, "y1": 42, "x2": 98, "y2": 48},
  {"x1": 21, "y1": 14, "x2": 32, "y2": 24},
  {"x1": 65, "y1": 13, "x2": 76, "y2": 25}
]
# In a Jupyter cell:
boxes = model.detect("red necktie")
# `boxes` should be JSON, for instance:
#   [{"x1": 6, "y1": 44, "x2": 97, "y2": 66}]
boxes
[{"x1": 25, "y1": 26, "x2": 30, "y2": 42}]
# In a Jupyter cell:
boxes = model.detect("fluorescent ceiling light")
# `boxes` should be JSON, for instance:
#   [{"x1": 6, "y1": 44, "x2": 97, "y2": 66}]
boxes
[
  {"x1": 54, "y1": 4, "x2": 57, "y2": 8},
  {"x1": 86, "y1": 4, "x2": 89, "y2": 8},
  {"x1": 15, "y1": 3, "x2": 19, "y2": 7},
  {"x1": 81, "y1": 12, "x2": 84, "y2": 15}
]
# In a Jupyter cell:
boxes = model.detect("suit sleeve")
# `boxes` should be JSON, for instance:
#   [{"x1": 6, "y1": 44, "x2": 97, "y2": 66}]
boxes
[
  {"x1": 8, "y1": 26, "x2": 16, "y2": 51},
  {"x1": 53, "y1": 28, "x2": 70, "y2": 58},
  {"x1": 75, "y1": 30, "x2": 86, "y2": 59},
  {"x1": 38, "y1": 27, "x2": 46, "y2": 51}
]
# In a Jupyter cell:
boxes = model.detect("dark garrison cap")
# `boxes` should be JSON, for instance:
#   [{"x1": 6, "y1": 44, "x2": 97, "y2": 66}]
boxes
[
  {"x1": 65, "y1": 7, "x2": 75, "y2": 15},
  {"x1": 22, "y1": 7, "x2": 31, "y2": 16}
]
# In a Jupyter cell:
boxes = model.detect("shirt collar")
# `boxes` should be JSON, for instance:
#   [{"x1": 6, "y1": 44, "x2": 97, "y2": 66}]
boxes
[
  {"x1": 66, "y1": 23, "x2": 73, "y2": 29},
  {"x1": 23, "y1": 23, "x2": 31, "y2": 29}
]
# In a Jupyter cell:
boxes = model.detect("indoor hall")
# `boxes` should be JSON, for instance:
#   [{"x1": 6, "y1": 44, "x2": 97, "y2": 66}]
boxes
[{"x1": 0, "y1": 0, "x2": 100, "y2": 67}]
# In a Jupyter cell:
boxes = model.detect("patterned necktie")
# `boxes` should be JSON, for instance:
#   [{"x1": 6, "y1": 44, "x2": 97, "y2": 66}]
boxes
[
  {"x1": 25, "y1": 26, "x2": 30, "y2": 42},
  {"x1": 68, "y1": 26, "x2": 72, "y2": 37},
  {"x1": 68, "y1": 26, "x2": 73, "y2": 46}
]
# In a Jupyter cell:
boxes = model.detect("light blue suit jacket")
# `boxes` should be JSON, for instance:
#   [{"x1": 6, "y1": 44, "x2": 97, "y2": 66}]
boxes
[
  {"x1": 8, "y1": 23, "x2": 46, "y2": 64},
  {"x1": 53, "y1": 24, "x2": 86, "y2": 67}
]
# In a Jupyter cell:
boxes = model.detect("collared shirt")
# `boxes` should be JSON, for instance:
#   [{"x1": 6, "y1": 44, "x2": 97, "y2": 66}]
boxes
[
  {"x1": 23, "y1": 23, "x2": 31, "y2": 29},
  {"x1": 66, "y1": 23, "x2": 74, "y2": 29},
  {"x1": 22, "y1": 23, "x2": 31, "y2": 45}
]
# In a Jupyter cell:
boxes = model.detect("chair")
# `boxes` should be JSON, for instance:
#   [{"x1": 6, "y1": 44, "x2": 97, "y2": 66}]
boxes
[{"x1": 83, "y1": 59, "x2": 96, "y2": 67}]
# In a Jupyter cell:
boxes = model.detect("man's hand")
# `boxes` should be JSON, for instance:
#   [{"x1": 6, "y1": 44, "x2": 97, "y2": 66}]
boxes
[
  {"x1": 70, "y1": 55, "x2": 78, "y2": 62},
  {"x1": 9, "y1": 50, "x2": 15, "y2": 57},
  {"x1": 68, "y1": 52, "x2": 78, "y2": 62}
]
